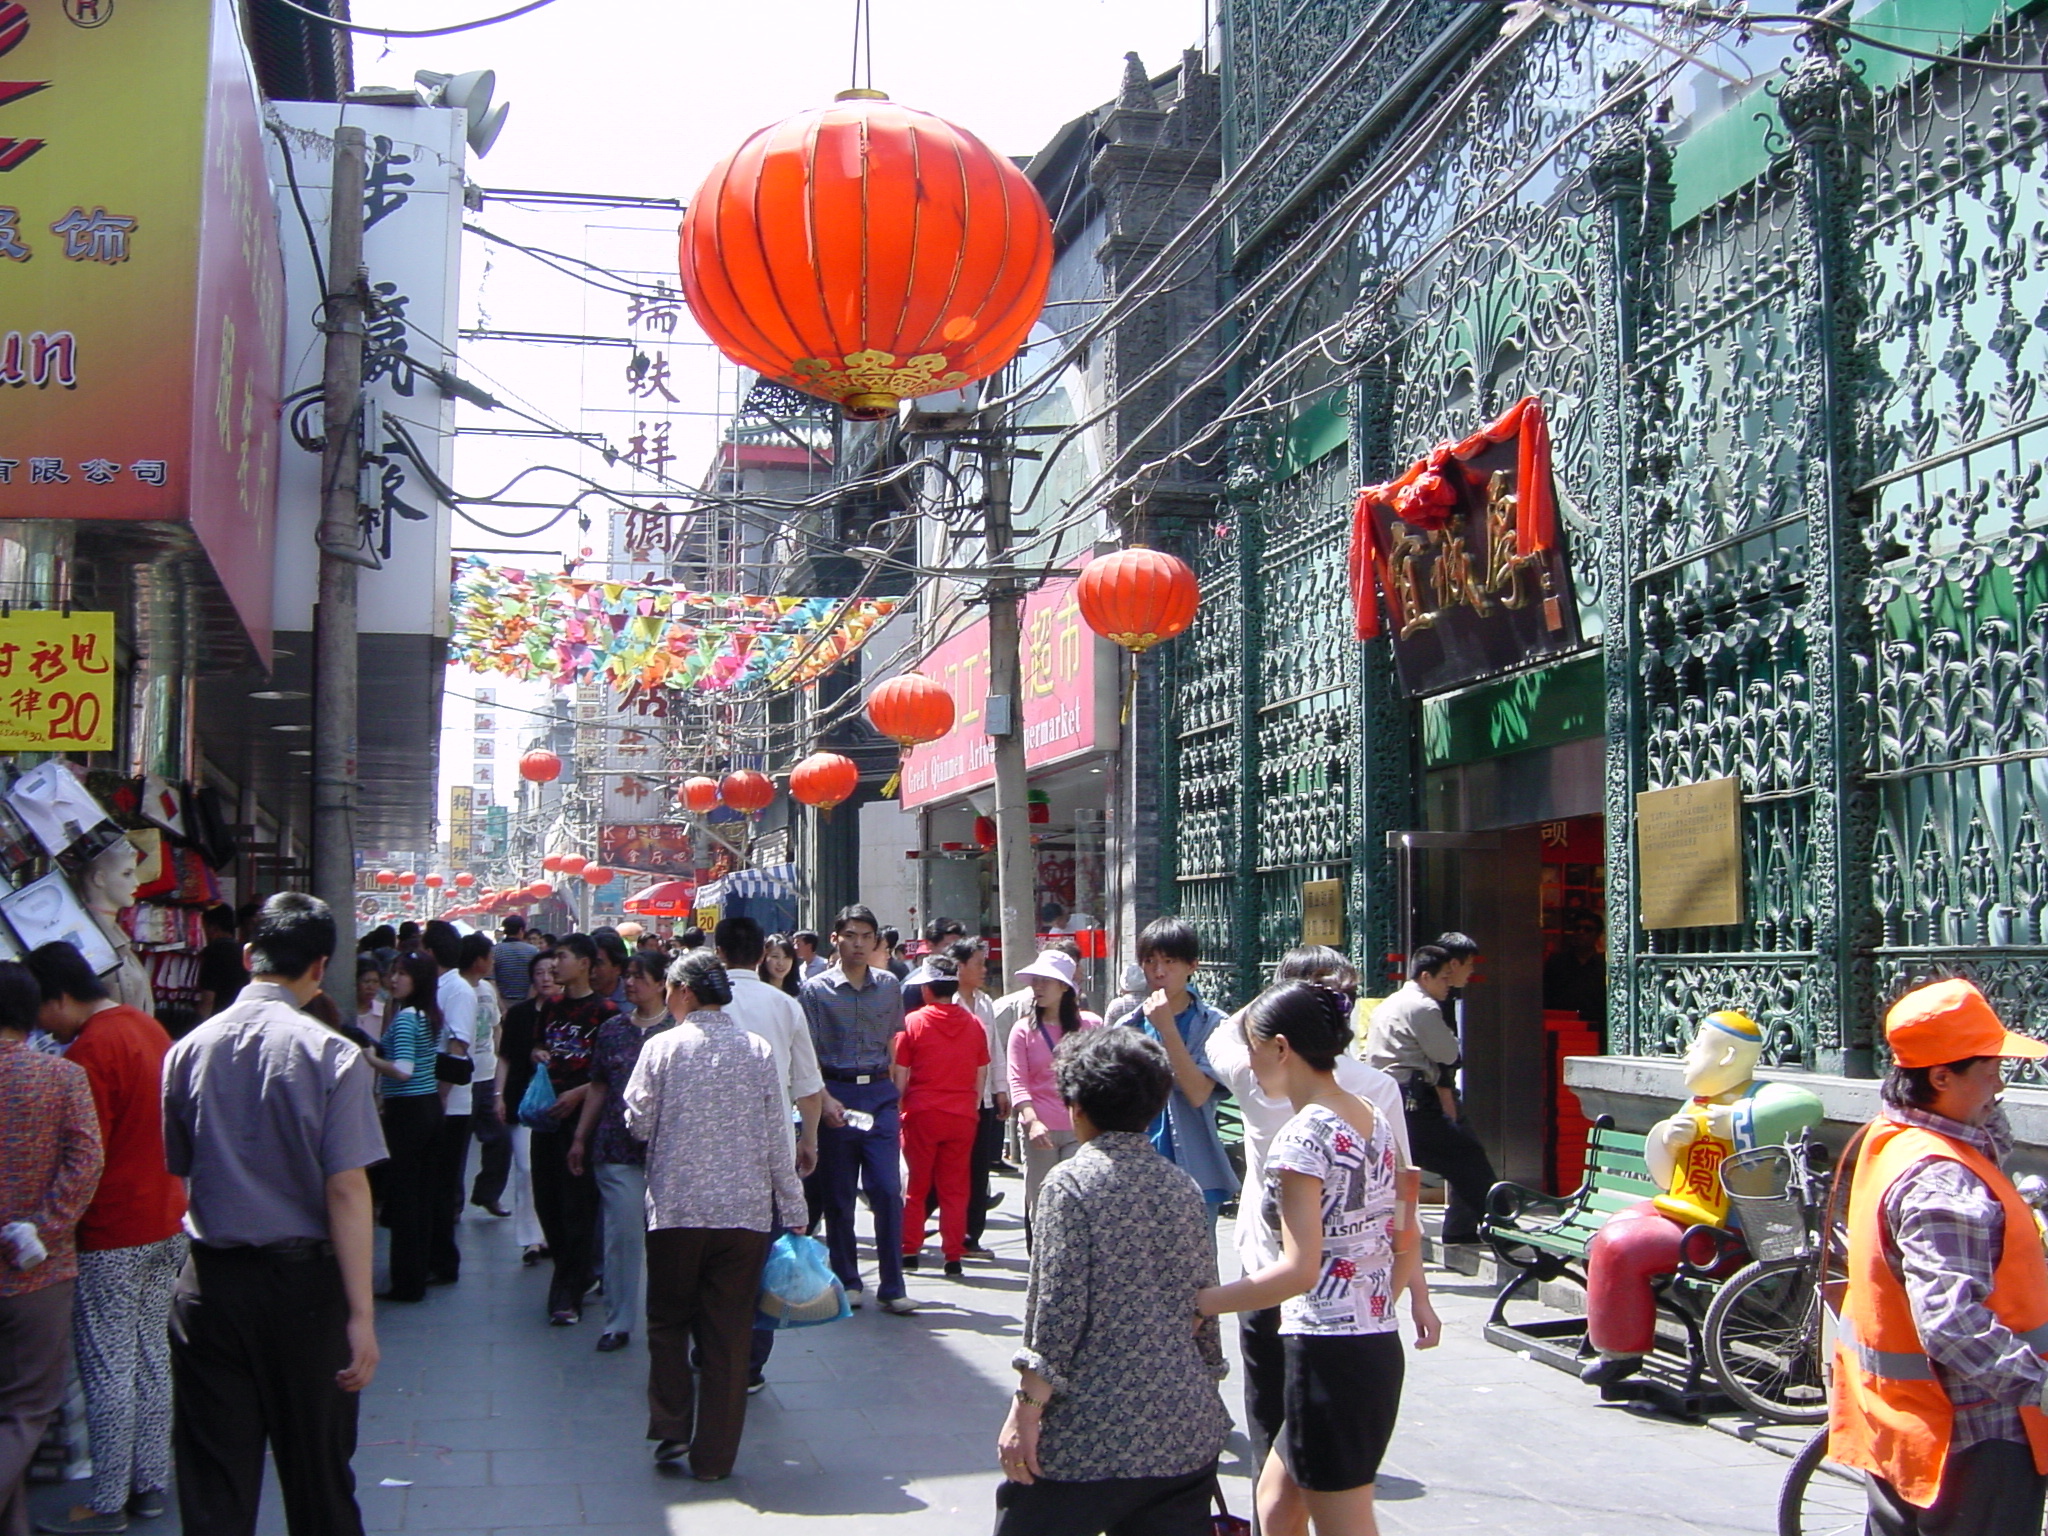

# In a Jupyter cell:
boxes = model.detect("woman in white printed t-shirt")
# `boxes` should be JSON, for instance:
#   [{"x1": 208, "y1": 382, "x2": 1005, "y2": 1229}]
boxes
[{"x1": 1197, "y1": 981, "x2": 1442, "y2": 1536}]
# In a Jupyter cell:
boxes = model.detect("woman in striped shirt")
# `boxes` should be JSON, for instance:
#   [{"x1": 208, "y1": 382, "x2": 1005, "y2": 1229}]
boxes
[{"x1": 378, "y1": 954, "x2": 444, "y2": 1302}]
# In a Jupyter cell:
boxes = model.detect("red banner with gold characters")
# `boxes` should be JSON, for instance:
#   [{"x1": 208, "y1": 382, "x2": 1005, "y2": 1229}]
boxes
[
  {"x1": 0, "y1": 610, "x2": 114, "y2": 750},
  {"x1": 0, "y1": 0, "x2": 284, "y2": 657}
]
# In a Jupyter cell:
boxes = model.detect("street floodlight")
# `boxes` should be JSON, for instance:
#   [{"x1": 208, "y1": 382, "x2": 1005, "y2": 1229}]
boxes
[{"x1": 415, "y1": 69, "x2": 510, "y2": 157}]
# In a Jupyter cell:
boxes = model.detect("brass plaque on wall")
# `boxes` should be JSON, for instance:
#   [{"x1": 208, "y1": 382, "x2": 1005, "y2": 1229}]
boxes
[
  {"x1": 1636, "y1": 777, "x2": 1742, "y2": 929},
  {"x1": 1301, "y1": 879, "x2": 1345, "y2": 946}
]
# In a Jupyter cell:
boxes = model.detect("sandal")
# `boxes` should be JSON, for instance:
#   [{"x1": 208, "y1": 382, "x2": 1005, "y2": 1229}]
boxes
[{"x1": 549, "y1": 1308, "x2": 580, "y2": 1326}]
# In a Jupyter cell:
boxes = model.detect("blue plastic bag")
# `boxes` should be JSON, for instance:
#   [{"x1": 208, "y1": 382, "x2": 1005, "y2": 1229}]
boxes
[
  {"x1": 516, "y1": 1066, "x2": 559, "y2": 1129},
  {"x1": 756, "y1": 1232, "x2": 850, "y2": 1330}
]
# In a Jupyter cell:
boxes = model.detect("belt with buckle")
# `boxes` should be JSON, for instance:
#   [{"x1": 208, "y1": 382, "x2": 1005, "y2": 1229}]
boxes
[{"x1": 823, "y1": 1068, "x2": 882, "y2": 1085}]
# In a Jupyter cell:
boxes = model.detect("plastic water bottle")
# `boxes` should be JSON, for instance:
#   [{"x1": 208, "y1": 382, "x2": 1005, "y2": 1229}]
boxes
[
  {"x1": 842, "y1": 1109, "x2": 875, "y2": 1133},
  {"x1": 1, "y1": 1221, "x2": 46, "y2": 1269}
]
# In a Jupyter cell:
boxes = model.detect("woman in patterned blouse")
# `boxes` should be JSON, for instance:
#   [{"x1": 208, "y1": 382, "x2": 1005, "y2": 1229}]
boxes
[{"x1": 995, "y1": 1026, "x2": 1228, "y2": 1535}]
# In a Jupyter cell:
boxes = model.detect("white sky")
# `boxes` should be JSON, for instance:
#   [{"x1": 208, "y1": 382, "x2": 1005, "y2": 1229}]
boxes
[{"x1": 348, "y1": 0, "x2": 1207, "y2": 851}]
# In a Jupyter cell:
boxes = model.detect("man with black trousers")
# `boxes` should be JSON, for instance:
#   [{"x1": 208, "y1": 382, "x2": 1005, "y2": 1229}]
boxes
[
  {"x1": 161, "y1": 892, "x2": 386, "y2": 1536},
  {"x1": 1363, "y1": 941, "x2": 1499, "y2": 1245}
]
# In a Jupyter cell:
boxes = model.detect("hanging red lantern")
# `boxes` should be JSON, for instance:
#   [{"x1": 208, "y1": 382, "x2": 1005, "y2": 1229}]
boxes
[
  {"x1": 454, "y1": 872, "x2": 475, "y2": 888},
  {"x1": 542, "y1": 854, "x2": 565, "y2": 873},
  {"x1": 396, "y1": 871, "x2": 418, "y2": 887},
  {"x1": 1028, "y1": 789, "x2": 1051, "y2": 826},
  {"x1": 679, "y1": 776, "x2": 721, "y2": 815},
  {"x1": 582, "y1": 865, "x2": 615, "y2": 886},
  {"x1": 789, "y1": 751, "x2": 860, "y2": 810},
  {"x1": 721, "y1": 769, "x2": 776, "y2": 816},
  {"x1": 528, "y1": 882, "x2": 554, "y2": 900},
  {"x1": 374, "y1": 870, "x2": 398, "y2": 887},
  {"x1": 559, "y1": 854, "x2": 588, "y2": 876},
  {"x1": 867, "y1": 672, "x2": 955, "y2": 747},
  {"x1": 519, "y1": 749, "x2": 563, "y2": 783},
  {"x1": 679, "y1": 91, "x2": 1053, "y2": 421},
  {"x1": 973, "y1": 815, "x2": 997, "y2": 850},
  {"x1": 424, "y1": 874, "x2": 443, "y2": 889},
  {"x1": 1076, "y1": 547, "x2": 1199, "y2": 654}
]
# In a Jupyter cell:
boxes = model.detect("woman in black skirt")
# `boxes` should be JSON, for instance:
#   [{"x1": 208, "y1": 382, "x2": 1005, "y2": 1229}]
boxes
[{"x1": 1196, "y1": 982, "x2": 1440, "y2": 1536}]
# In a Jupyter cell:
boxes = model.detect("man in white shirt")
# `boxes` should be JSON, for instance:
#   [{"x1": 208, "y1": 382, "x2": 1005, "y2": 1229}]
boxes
[
  {"x1": 423, "y1": 922, "x2": 477, "y2": 1286},
  {"x1": 716, "y1": 916, "x2": 825, "y2": 1393},
  {"x1": 1207, "y1": 946, "x2": 1430, "y2": 1481}
]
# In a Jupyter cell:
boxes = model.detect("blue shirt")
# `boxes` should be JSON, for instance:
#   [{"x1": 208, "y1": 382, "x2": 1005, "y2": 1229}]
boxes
[
  {"x1": 1140, "y1": 989, "x2": 1236, "y2": 1199},
  {"x1": 799, "y1": 963, "x2": 904, "y2": 1075}
]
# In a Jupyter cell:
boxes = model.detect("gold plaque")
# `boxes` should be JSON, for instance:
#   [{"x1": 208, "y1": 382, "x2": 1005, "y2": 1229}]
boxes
[
  {"x1": 1636, "y1": 778, "x2": 1742, "y2": 929},
  {"x1": 1301, "y1": 879, "x2": 1345, "y2": 946}
]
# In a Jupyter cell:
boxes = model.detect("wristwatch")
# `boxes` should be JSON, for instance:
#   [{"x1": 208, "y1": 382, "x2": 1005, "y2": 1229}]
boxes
[{"x1": 1013, "y1": 1388, "x2": 1050, "y2": 1410}]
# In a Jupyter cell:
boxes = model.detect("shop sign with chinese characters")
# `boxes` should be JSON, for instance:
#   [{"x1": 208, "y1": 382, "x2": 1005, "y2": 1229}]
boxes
[
  {"x1": 0, "y1": 611, "x2": 115, "y2": 750},
  {"x1": 0, "y1": 0, "x2": 285, "y2": 656},
  {"x1": 900, "y1": 559, "x2": 1120, "y2": 809}
]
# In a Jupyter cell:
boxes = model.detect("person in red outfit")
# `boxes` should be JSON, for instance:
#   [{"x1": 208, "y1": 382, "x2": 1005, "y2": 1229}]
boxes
[
  {"x1": 27, "y1": 941, "x2": 188, "y2": 1534},
  {"x1": 895, "y1": 958, "x2": 989, "y2": 1278}
]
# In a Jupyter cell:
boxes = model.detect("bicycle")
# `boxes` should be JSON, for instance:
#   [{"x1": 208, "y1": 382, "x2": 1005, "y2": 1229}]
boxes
[
  {"x1": 1776, "y1": 1428, "x2": 1864, "y2": 1536},
  {"x1": 1700, "y1": 1137, "x2": 1836, "y2": 1425}
]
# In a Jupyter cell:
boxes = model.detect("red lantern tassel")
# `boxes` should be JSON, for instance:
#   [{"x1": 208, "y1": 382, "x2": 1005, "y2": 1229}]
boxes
[{"x1": 1514, "y1": 396, "x2": 1557, "y2": 558}]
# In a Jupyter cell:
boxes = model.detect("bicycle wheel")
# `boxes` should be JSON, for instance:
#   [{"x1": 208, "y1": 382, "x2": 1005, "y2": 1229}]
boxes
[
  {"x1": 1778, "y1": 1428, "x2": 1864, "y2": 1536},
  {"x1": 1705, "y1": 1258, "x2": 1828, "y2": 1423}
]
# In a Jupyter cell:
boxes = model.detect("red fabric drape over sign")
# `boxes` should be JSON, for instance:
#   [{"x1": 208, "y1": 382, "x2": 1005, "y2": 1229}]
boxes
[{"x1": 1347, "y1": 395, "x2": 1558, "y2": 640}]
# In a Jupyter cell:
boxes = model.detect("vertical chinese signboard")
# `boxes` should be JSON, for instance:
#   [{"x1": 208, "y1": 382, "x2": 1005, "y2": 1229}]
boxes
[
  {"x1": 899, "y1": 560, "x2": 1120, "y2": 809},
  {"x1": 448, "y1": 785, "x2": 473, "y2": 864},
  {"x1": 0, "y1": 0, "x2": 284, "y2": 657}
]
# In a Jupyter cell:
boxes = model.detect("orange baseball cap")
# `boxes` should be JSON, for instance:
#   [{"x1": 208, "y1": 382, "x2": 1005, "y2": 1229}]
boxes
[{"x1": 1885, "y1": 979, "x2": 2048, "y2": 1068}]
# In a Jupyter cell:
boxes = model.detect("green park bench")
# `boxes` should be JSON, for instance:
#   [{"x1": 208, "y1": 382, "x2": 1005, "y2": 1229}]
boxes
[{"x1": 1479, "y1": 1116, "x2": 1742, "y2": 1417}]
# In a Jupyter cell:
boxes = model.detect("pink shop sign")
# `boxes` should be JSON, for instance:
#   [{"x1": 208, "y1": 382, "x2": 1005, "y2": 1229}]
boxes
[{"x1": 899, "y1": 564, "x2": 1121, "y2": 810}]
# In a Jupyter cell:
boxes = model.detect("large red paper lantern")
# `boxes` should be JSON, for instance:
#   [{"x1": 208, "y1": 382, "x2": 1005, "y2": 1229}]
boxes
[
  {"x1": 454, "y1": 872, "x2": 475, "y2": 888},
  {"x1": 424, "y1": 874, "x2": 443, "y2": 889},
  {"x1": 397, "y1": 871, "x2": 418, "y2": 887},
  {"x1": 542, "y1": 854, "x2": 565, "y2": 873},
  {"x1": 374, "y1": 870, "x2": 398, "y2": 887},
  {"x1": 679, "y1": 91, "x2": 1053, "y2": 421},
  {"x1": 789, "y1": 751, "x2": 859, "y2": 810},
  {"x1": 867, "y1": 672, "x2": 955, "y2": 747},
  {"x1": 679, "y1": 776, "x2": 721, "y2": 815},
  {"x1": 722, "y1": 769, "x2": 776, "y2": 816},
  {"x1": 581, "y1": 865, "x2": 615, "y2": 886},
  {"x1": 559, "y1": 854, "x2": 587, "y2": 876},
  {"x1": 1076, "y1": 547, "x2": 1199, "y2": 654},
  {"x1": 519, "y1": 749, "x2": 563, "y2": 783},
  {"x1": 528, "y1": 882, "x2": 554, "y2": 900}
]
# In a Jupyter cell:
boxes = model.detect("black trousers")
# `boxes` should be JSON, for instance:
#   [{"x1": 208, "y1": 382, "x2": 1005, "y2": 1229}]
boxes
[
  {"x1": 529, "y1": 1126, "x2": 598, "y2": 1316},
  {"x1": 1867, "y1": 1439, "x2": 2048, "y2": 1536},
  {"x1": 469, "y1": 1089, "x2": 511, "y2": 1209},
  {"x1": 993, "y1": 1464, "x2": 1219, "y2": 1536},
  {"x1": 170, "y1": 1245, "x2": 362, "y2": 1536},
  {"x1": 1400, "y1": 1092, "x2": 1498, "y2": 1242},
  {"x1": 967, "y1": 1103, "x2": 1006, "y2": 1245},
  {"x1": 644, "y1": 1227, "x2": 772, "y2": 1479},
  {"x1": 425, "y1": 1106, "x2": 473, "y2": 1281},
  {"x1": 379, "y1": 1095, "x2": 441, "y2": 1302}
]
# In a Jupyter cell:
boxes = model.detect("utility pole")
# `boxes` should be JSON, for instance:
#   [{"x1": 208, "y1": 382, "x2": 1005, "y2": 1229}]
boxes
[
  {"x1": 981, "y1": 404, "x2": 1038, "y2": 987},
  {"x1": 313, "y1": 126, "x2": 368, "y2": 1006}
]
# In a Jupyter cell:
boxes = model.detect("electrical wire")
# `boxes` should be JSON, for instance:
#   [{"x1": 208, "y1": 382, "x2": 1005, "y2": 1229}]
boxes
[
  {"x1": 267, "y1": 0, "x2": 561, "y2": 37},
  {"x1": 462, "y1": 222, "x2": 682, "y2": 299}
]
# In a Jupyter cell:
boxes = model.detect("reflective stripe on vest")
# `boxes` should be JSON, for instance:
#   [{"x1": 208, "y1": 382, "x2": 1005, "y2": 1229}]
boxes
[{"x1": 1839, "y1": 1310, "x2": 2048, "y2": 1383}]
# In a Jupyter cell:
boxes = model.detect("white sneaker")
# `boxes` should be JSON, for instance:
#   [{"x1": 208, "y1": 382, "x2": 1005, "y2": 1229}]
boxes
[
  {"x1": 879, "y1": 1295, "x2": 919, "y2": 1316},
  {"x1": 846, "y1": 1290, "x2": 864, "y2": 1310}
]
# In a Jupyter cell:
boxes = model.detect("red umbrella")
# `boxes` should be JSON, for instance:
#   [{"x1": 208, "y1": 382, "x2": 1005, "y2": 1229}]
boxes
[{"x1": 622, "y1": 879, "x2": 698, "y2": 917}]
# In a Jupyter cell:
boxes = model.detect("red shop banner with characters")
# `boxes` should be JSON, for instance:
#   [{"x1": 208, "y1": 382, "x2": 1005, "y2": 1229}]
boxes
[
  {"x1": 598, "y1": 823, "x2": 696, "y2": 877},
  {"x1": 899, "y1": 558, "x2": 1121, "y2": 810},
  {"x1": 1347, "y1": 396, "x2": 1581, "y2": 696}
]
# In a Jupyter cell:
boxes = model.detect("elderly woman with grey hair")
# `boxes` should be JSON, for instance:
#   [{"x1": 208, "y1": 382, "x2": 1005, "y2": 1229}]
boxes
[
  {"x1": 623, "y1": 950, "x2": 806, "y2": 1483},
  {"x1": 994, "y1": 1025, "x2": 1229, "y2": 1535}
]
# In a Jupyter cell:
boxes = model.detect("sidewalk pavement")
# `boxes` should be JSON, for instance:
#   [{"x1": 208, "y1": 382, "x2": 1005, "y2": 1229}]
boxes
[{"x1": 29, "y1": 1168, "x2": 1799, "y2": 1534}]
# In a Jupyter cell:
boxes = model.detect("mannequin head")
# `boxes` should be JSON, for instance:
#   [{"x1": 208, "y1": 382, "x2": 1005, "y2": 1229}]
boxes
[
  {"x1": 1683, "y1": 1010, "x2": 1764, "y2": 1099},
  {"x1": 82, "y1": 838, "x2": 141, "y2": 917}
]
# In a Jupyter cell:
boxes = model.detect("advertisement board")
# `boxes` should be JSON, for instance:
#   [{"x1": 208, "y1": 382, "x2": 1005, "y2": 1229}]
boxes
[
  {"x1": 899, "y1": 561, "x2": 1120, "y2": 809},
  {"x1": 0, "y1": 610, "x2": 114, "y2": 750},
  {"x1": 0, "y1": 0, "x2": 284, "y2": 655}
]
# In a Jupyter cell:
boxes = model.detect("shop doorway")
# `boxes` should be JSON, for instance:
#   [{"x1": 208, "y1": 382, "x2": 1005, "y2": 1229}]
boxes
[{"x1": 1389, "y1": 814, "x2": 1606, "y2": 1195}]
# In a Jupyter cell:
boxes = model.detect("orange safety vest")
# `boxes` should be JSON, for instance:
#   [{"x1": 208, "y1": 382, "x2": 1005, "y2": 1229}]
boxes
[{"x1": 1829, "y1": 1120, "x2": 2048, "y2": 1507}]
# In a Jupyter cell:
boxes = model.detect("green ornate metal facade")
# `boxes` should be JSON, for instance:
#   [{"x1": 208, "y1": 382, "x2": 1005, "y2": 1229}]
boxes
[{"x1": 1167, "y1": 0, "x2": 2048, "y2": 1066}]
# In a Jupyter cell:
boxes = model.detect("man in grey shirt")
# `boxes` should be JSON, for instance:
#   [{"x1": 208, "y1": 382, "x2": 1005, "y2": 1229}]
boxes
[
  {"x1": 162, "y1": 892, "x2": 387, "y2": 1536},
  {"x1": 493, "y1": 915, "x2": 540, "y2": 1004}
]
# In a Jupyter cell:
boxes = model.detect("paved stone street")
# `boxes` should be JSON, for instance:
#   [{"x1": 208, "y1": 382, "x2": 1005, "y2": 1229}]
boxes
[{"x1": 29, "y1": 1170, "x2": 1803, "y2": 1534}]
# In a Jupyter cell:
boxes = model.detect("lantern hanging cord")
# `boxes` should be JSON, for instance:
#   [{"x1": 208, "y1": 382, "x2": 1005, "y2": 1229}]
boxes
[
  {"x1": 267, "y1": 0, "x2": 562, "y2": 36},
  {"x1": 850, "y1": 0, "x2": 875, "y2": 91}
]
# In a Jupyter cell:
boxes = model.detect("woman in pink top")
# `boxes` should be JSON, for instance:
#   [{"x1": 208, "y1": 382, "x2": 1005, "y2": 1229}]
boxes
[{"x1": 1005, "y1": 951, "x2": 1104, "y2": 1235}]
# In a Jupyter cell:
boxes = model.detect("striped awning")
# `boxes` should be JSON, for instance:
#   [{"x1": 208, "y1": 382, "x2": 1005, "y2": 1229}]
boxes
[{"x1": 697, "y1": 862, "x2": 802, "y2": 907}]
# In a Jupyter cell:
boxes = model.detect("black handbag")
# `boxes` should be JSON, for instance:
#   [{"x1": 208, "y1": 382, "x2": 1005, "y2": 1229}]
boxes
[{"x1": 434, "y1": 1052, "x2": 475, "y2": 1086}]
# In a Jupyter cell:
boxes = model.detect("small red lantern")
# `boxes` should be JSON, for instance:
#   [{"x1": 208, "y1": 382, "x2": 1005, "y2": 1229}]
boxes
[
  {"x1": 973, "y1": 815, "x2": 997, "y2": 849},
  {"x1": 519, "y1": 749, "x2": 563, "y2": 784},
  {"x1": 680, "y1": 776, "x2": 721, "y2": 815},
  {"x1": 542, "y1": 854, "x2": 565, "y2": 873},
  {"x1": 397, "y1": 871, "x2": 418, "y2": 887},
  {"x1": 1076, "y1": 547, "x2": 1199, "y2": 654},
  {"x1": 528, "y1": 882, "x2": 554, "y2": 900},
  {"x1": 789, "y1": 751, "x2": 860, "y2": 810},
  {"x1": 454, "y1": 872, "x2": 475, "y2": 888},
  {"x1": 679, "y1": 92, "x2": 1053, "y2": 421},
  {"x1": 559, "y1": 854, "x2": 588, "y2": 876},
  {"x1": 582, "y1": 865, "x2": 615, "y2": 886},
  {"x1": 424, "y1": 874, "x2": 443, "y2": 889},
  {"x1": 867, "y1": 672, "x2": 955, "y2": 747},
  {"x1": 722, "y1": 769, "x2": 776, "y2": 816},
  {"x1": 1028, "y1": 789, "x2": 1051, "y2": 826},
  {"x1": 374, "y1": 870, "x2": 398, "y2": 887}
]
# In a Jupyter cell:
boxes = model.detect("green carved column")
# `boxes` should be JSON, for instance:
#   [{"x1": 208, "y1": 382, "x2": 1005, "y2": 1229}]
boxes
[
  {"x1": 1586, "y1": 97, "x2": 1672, "y2": 1057},
  {"x1": 1234, "y1": 464, "x2": 1266, "y2": 1009},
  {"x1": 1780, "y1": 35, "x2": 1879, "y2": 1076},
  {"x1": 1349, "y1": 318, "x2": 1416, "y2": 994}
]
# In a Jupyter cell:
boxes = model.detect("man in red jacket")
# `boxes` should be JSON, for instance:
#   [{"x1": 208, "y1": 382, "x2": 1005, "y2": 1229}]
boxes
[
  {"x1": 894, "y1": 958, "x2": 989, "y2": 1278},
  {"x1": 28, "y1": 941, "x2": 187, "y2": 1536}
]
